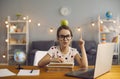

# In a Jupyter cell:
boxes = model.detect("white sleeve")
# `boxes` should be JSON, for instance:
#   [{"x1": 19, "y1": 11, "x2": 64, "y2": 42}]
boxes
[
  {"x1": 71, "y1": 48, "x2": 80, "y2": 56},
  {"x1": 47, "y1": 46, "x2": 56, "y2": 57}
]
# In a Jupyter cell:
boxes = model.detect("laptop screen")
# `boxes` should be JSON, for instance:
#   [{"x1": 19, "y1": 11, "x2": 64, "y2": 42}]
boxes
[{"x1": 94, "y1": 43, "x2": 114, "y2": 78}]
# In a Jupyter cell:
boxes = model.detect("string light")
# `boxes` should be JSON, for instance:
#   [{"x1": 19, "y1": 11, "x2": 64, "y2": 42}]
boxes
[
  {"x1": 77, "y1": 27, "x2": 81, "y2": 31},
  {"x1": 50, "y1": 28, "x2": 53, "y2": 32},
  {"x1": 91, "y1": 22, "x2": 95, "y2": 27},
  {"x1": 6, "y1": 25, "x2": 9, "y2": 28},
  {"x1": 37, "y1": 23, "x2": 41, "y2": 26},
  {"x1": 2, "y1": 53, "x2": 6, "y2": 58},
  {"x1": 100, "y1": 20, "x2": 103, "y2": 24},
  {"x1": 2, "y1": 54, "x2": 6, "y2": 58},
  {"x1": 5, "y1": 21, "x2": 8, "y2": 24},
  {"x1": 28, "y1": 19, "x2": 31, "y2": 22},
  {"x1": 5, "y1": 39, "x2": 9, "y2": 42},
  {"x1": 23, "y1": 17, "x2": 26, "y2": 20}
]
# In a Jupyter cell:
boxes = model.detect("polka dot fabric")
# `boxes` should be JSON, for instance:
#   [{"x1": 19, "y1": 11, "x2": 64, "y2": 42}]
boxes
[{"x1": 48, "y1": 46, "x2": 79, "y2": 63}]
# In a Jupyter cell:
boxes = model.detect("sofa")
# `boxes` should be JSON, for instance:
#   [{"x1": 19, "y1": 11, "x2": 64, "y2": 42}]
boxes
[{"x1": 28, "y1": 40, "x2": 97, "y2": 66}]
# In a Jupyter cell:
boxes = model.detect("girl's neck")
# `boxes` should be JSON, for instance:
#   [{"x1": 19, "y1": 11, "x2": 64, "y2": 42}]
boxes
[{"x1": 60, "y1": 46, "x2": 69, "y2": 54}]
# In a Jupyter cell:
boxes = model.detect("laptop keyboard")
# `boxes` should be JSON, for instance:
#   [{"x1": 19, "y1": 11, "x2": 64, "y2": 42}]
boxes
[
  {"x1": 81, "y1": 69, "x2": 94, "y2": 77},
  {"x1": 74, "y1": 68, "x2": 94, "y2": 75},
  {"x1": 65, "y1": 68, "x2": 94, "y2": 78}
]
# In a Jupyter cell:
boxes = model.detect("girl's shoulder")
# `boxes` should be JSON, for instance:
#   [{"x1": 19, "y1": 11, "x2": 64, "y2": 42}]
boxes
[
  {"x1": 69, "y1": 47, "x2": 77, "y2": 52},
  {"x1": 49, "y1": 46, "x2": 59, "y2": 50}
]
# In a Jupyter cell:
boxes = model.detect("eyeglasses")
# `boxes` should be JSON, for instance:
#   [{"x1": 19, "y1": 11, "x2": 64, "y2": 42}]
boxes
[{"x1": 58, "y1": 34, "x2": 72, "y2": 40}]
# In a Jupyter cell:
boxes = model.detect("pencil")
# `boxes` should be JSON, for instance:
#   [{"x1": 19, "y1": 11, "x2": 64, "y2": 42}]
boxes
[{"x1": 30, "y1": 69, "x2": 33, "y2": 73}]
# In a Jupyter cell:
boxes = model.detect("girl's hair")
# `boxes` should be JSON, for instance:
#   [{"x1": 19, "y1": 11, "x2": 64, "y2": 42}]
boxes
[{"x1": 57, "y1": 25, "x2": 73, "y2": 38}]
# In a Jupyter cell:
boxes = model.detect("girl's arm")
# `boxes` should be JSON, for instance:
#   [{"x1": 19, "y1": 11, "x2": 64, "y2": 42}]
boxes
[
  {"x1": 38, "y1": 54, "x2": 51, "y2": 67},
  {"x1": 75, "y1": 39, "x2": 88, "y2": 68},
  {"x1": 38, "y1": 54, "x2": 64, "y2": 67}
]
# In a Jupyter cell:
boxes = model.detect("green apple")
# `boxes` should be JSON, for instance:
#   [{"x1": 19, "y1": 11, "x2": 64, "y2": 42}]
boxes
[{"x1": 61, "y1": 19, "x2": 69, "y2": 26}]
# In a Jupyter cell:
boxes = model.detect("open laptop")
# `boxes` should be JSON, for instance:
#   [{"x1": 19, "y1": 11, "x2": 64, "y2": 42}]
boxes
[{"x1": 65, "y1": 43, "x2": 115, "y2": 79}]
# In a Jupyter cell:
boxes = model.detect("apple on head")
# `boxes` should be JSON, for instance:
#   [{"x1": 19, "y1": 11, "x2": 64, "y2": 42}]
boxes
[{"x1": 61, "y1": 19, "x2": 69, "y2": 26}]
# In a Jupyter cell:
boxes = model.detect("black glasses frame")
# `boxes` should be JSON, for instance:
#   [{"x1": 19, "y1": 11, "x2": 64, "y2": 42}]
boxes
[{"x1": 58, "y1": 34, "x2": 72, "y2": 40}]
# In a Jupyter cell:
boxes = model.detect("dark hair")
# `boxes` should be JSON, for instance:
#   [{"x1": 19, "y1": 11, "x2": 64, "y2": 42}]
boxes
[{"x1": 57, "y1": 25, "x2": 73, "y2": 38}]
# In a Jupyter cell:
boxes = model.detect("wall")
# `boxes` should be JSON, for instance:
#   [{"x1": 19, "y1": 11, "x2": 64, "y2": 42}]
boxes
[{"x1": 0, "y1": 0, "x2": 120, "y2": 63}]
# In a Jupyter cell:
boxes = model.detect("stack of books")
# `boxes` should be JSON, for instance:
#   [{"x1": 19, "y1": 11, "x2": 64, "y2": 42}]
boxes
[{"x1": 46, "y1": 62, "x2": 74, "y2": 72}]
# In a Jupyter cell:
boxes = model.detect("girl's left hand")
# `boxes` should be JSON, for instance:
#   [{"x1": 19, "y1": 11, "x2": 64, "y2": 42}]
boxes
[{"x1": 79, "y1": 38, "x2": 85, "y2": 47}]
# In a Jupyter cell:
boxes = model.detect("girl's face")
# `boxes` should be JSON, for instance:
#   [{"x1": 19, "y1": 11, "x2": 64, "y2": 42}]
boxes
[{"x1": 58, "y1": 29, "x2": 72, "y2": 48}]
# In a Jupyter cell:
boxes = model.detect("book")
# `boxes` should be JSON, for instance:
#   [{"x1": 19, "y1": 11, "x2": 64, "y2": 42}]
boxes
[
  {"x1": 46, "y1": 62, "x2": 74, "y2": 72},
  {"x1": 47, "y1": 62, "x2": 74, "y2": 67},
  {"x1": 47, "y1": 67, "x2": 73, "y2": 72}
]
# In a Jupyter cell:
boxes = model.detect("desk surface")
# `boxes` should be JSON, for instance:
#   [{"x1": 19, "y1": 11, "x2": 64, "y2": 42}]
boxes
[{"x1": 0, "y1": 65, "x2": 120, "y2": 79}]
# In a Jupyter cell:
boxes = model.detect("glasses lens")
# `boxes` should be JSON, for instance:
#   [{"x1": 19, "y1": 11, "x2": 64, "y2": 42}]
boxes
[{"x1": 59, "y1": 35, "x2": 71, "y2": 40}]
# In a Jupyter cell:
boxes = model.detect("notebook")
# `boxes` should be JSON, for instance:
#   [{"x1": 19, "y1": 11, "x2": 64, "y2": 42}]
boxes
[{"x1": 65, "y1": 43, "x2": 115, "y2": 79}]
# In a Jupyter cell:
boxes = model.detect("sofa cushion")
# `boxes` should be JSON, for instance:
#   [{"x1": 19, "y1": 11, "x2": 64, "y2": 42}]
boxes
[
  {"x1": 71, "y1": 41, "x2": 81, "y2": 53},
  {"x1": 32, "y1": 40, "x2": 55, "y2": 51},
  {"x1": 87, "y1": 48, "x2": 97, "y2": 55},
  {"x1": 85, "y1": 41, "x2": 97, "y2": 53}
]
